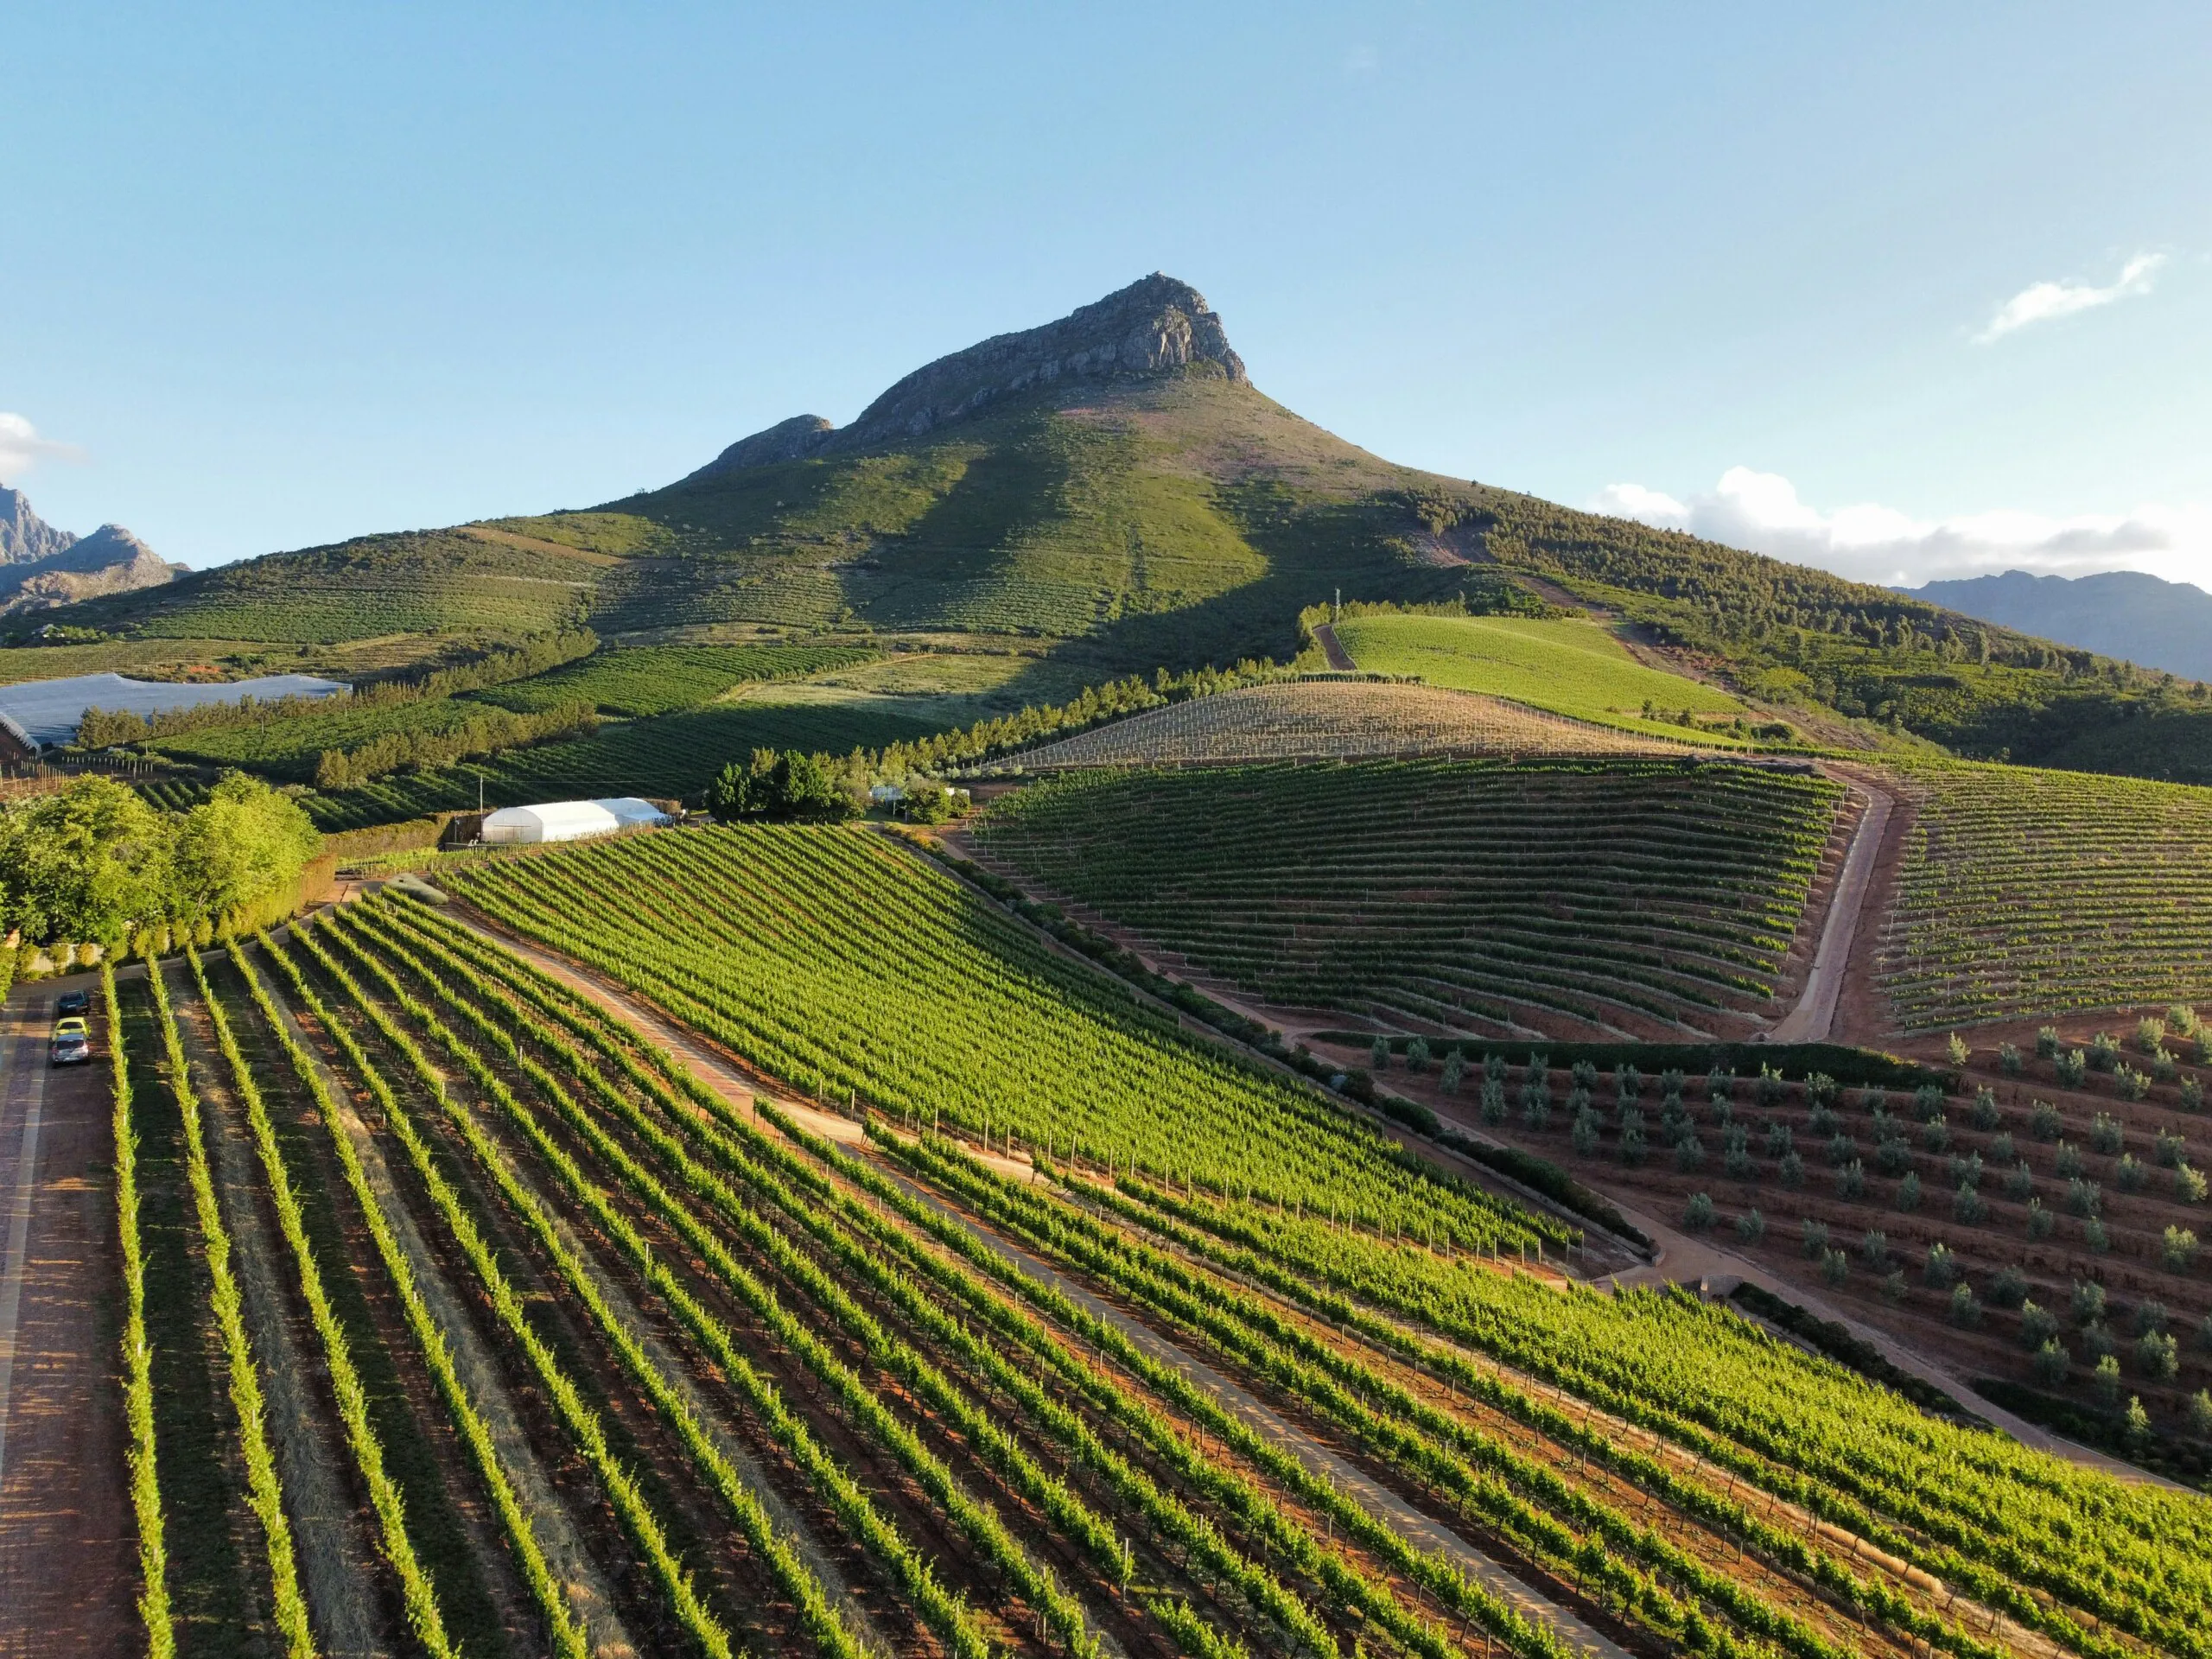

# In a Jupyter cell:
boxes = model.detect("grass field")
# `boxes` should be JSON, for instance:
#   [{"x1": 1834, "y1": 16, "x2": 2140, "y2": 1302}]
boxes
[
  {"x1": 1332, "y1": 613, "x2": 1754, "y2": 742},
  {"x1": 467, "y1": 643, "x2": 880, "y2": 717},
  {"x1": 973, "y1": 758, "x2": 1841, "y2": 1038}
]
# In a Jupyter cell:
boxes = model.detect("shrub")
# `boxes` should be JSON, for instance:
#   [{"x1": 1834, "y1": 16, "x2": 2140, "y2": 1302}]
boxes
[
  {"x1": 1989, "y1": 1263, "x2": 2029, "y2": 1308},
  {"x1": 1821, "y1": 1248, "x2": 1850, "y2": 1287},
  {"x1": 1804, "y1": 1071, "x2": 1838, "y2": 1108},
  {"x1": 1735, "y1": 1208, "x2": 1764, "y2": 1243},
  {"x1": 1480, "y1": 1078, "x2": 1508, "y2": 1125},
  {"x1": 2089, "y1": 1032, "x2": 2120, "y2": 1072},
  {"x1": 1570, "y1": 1059, "x2": 1599, "y2": 1091},
  {"x1": 1914, "y1": 1083, "x2": 1945, "y2": 1122},
  {"x1": 1919, "y1": 1117, "x2": 1951, "y2": 1154},
  {"x1": 2191, "y1": 1391, "x2": 2212, "y2": 1438},
  {"x1": 2004, "y1": 1160, "x2": 2036, "y2": 1201},
  {"x1": 2065, "y1": 1178, "x2": 2101, "y2": 1217},
  {"x1": 1618, "y1": 1123, "x2": 1647, "y2": 1166},
  {"x1": 1521, "y1": 1091, "x2": 1552, "y2": 1132},
  {"x1": 2031, "y1": 1338, "x2": 2069, "y2": 1385},
  {"x1": 1484, "y1": 1052, "x2": 1506, "y2": 1086},
  {"x1": 2138, "y1": 1015, "x2": 2168, "y2": 1054},
  {"x1": 2030, "y1": 1098, "x2": 2063, "y2": 1141},
  {"x1": 1837, "y1": 1160, "x2": 1866, "y2": 1200},
  {"x1": 1896, "y1": 1170, "x2": 1922, "y2": 1211},
  {"x1": 1370, "y1": 1035, "x2": 1391, "y2": 1071},
  {"x1": 2114, "y1": 1065, "x2": 2151, "y2": 1103},
  {"x1": 1948, "y1": 1150, "x2": 1984, "y2": 1189},
  {"x1": 2035, "y1": 1026, "x2": 2060, "y2": 1060},
  {"x1": 2177, "y1": 1162, "x2": 2209, "y2": 1204},
  {"x1": 1877, "y1": 1136, "x2": 1914, "y2": 1176},
  {"x1": 1990, "y1": 1130, "x2": 2015, "y2": 1163},
  {"x1": 2162, "y1": 1225, "x2": 2199, "y2": 1270},
  {"x1": 1405, "y1": 1038, "x2": 1430, "y2": 1074},
  {"x1": 1999, "y1": 1042, "x2": 2024, "y2": 1077},
  {"x1": 1808, "y1": 1103, "x2": 1840, "y2": 1140},
  {"x1": 1661, "y1": 1067, "x2": 1688, "y2": 1102},
  {"x1": 1954, "y1": 1183, "x2": 1986, "y2": 1224},
  {"x1": 2026, "y1": 1198, "x2": 2054, "y2": 1239},
  {"x1": 2055, "y1": 1140, "x2": 2086, "y2": 1179},
  {"x1": 2084, "y1": 1217, "x2": 2111, "y2": 1253},
  {"x1": 1826, "y1": 1130, "x2": 1856, "y2": 1166},
  {"x1": 1778, "y1": 1150, "x2": 1805, "y2": 1188},
  {"x1": 2093, "y1": 1353, "x2": 2123, "y2": 1409},
  {"x1": 1707, "y1": 1065, "x2": 1733, "y2": 1103},
  {"x1": 2183, "y1": 1075, "x2": 2205, "y2": 1112},
  {"x1": 2171, "y1": 1004, "x2": 2202, "y2": 1039},
  {"x1": 1924, "y1": 1241, "x2": 1960, "y2": 1287},
  {"x1": 1673, "y1": 1128, "x2": 1704, "y2": 1170},
  {"x1": 2116, "y1": 1154, "x2": 2148, "y2": 1193},
  {"x1": 1859, "y1": 1086, "x2": 1887, "y2": 1117},
  {"x1": 2132, "y1": 1299, "x2": 2168, "y2": 1336},
  {"x1": 2137, "y1": 1331, "x2": 2180, "y2": 1382},
  {"x1": 2154, "y1": 1050, "x2": 2179, "y2": 1084},
  {"x1": 1881, "y1": 1268, "x2": 1908, "y2": 1304},
  {"x1": 2020, "y1": 1300, "x2": 2059, "y2": 1347},
  {"x1": 2156, "y1": 1127, "x2": 2188, "y2": 1167},
  {"x1": 1755, "y1": 1065, "x2": 1786, "y2": 1107},
  {"x1": 1801, "y1": 1217, "x2": 1829, "y2": 1259},
  {"x1": 1440, "y1": 1050, "x2": 1465, "y2": 1095},
  {"x1": 1571, "y1": 1111, "x2": 1600, "y2": 1157},
  {"x1": 1724, "y1": 1145, "x2": 1755, "y2": 1180},
  {"x1": 1567, "y1": 1085, "x2": 1595, "y2": 1120},
  {"x1": 1947, "y1": 1032, "x2": 1970, "y2": 1065},
  {"x1": 1949, "y1": 1282, "x2": 1981, "y2": 1327},
  {"x1": 1764, "y1": 1121, "x2": 1795, "y2": 1159},
  {"x1": 2069, "y1": 1273, "x2": 2107, "y2": 1322},
  {"x1": 1859, "y1": 1228, "x2": 1890, "y2": 1267},
  {"x1": 1970, "y1": 1087, "x2": 2002, "y2": 1130},
  {"x1": 1615, "y1": 1064, "x2": 1643, "y2": 1103},
  {"x1": 2056, "y1": 1049, "x2": 2088, "y2": 1087},
  {"x1": 1682, "y1": 1192, "x2": 1716, "y2": 1230}
]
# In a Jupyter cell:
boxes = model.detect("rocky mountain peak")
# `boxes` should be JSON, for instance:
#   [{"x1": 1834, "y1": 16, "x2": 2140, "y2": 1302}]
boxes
[
  {"x1": 0, "y1": 486, "x2": 78, "y2": 565},
  {"x1": 688, "y1": 273, "x2": 1246, "y2": 480}
]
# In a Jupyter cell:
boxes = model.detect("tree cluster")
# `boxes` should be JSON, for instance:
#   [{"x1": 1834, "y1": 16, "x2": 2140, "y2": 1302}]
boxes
[
  {"x1": 0, "y1": 772, "x2": 322, "y2": 945},
  {"x1": 708, "y1": 748, "x2": 855, "y2": 823},
  {"x1": 314, "y1": 698, "x2": 599, "y2": 789}
]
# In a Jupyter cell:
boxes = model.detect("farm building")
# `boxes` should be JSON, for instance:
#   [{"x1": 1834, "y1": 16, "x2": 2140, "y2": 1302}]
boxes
[{"x1": 479, "y1": 796, "x2": 671, "y2": 845}]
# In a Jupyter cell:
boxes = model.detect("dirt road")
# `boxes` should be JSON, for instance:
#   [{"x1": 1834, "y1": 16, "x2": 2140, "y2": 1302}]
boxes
[
  {"x1": 1768, "y1": 780, "x2": 1892, "y2": 1044},
  {"x1": 1312, "y1": 622, "x2": 1357, "y2": 671},
  {"x1": 0, "y1": 979, "x2": 134, "y2": 1658}
]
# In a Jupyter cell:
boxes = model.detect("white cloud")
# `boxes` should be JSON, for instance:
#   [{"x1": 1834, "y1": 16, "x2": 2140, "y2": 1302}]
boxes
[
  {"x1": 0, "y1": 413, "x2": 86, "y2": 483},
  {"x1": 1589, "y1": 466, "x2": 2212, "y2": 590},
  {"x1": 1974, "y1": 252, "x2": 2164, "y2": 343}
]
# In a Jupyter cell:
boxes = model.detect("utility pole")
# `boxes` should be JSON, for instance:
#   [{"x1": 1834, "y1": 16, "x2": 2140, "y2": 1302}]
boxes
[{"x1": 1333, "y1": 586, "x2": 1341, "y2": 624}]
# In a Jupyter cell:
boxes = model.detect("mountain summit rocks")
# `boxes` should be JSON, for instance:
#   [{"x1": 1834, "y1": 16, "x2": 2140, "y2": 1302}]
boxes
[
  {"x1": 689, "y1": 273, "x2": 1245, "y2": 480},
  {"x1": 0, "y1": 488, "x2": 179, "y2": 615}
]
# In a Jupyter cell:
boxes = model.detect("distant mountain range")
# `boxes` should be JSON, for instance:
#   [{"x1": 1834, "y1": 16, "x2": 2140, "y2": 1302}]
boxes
[
  {"x1": 1908, "y1": 569, "x2": 2212, "y2": 683},
  {"x1": 0, "y1": 486, "x2": 179, "y2": 618}
]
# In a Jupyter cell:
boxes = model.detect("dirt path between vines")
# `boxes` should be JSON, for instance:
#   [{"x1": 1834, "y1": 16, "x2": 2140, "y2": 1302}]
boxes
[
  {"x1": 254, "y1": 950, "x2": 645, "y2": 1659},
  {"x1": 171, "y1": 968, "x2": 394, "y2": 1659},
  {"x1": 445, "y1": 906, "x2": 1632, "y2": 1659},
  {"x1": 1312, "y1": 623, "x2": 1357, "y2": 671},
  {"x1": 0, "y1": 984, "x2": 132, "y2": 1658},
  {"x1": 1769, "y1": 778, "x2": 1892, "y2": 1044}
]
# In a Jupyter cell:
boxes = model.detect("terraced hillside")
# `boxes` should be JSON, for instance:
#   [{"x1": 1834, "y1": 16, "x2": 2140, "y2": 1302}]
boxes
[
  {"x1": 1879, "y1": 761, "x2": 2212, "y2": 1031},
  {"x1": 969, "y1": 759, "x2": 1845, "y2": 1039},
  {"x1": 1010, "y1": 678, "x2": 1692, "y2": 767}
]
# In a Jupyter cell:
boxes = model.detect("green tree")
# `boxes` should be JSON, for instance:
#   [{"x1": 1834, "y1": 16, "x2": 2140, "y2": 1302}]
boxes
[
  {"x1": 709, "y1": 748, "x2": 855, "y2": 823},
  {"x1": 0, "y1": 776, "x2": 173, "y2": 945},
  {"x1": 170, "y1": 772, "x2": 321, "y2": 923}
]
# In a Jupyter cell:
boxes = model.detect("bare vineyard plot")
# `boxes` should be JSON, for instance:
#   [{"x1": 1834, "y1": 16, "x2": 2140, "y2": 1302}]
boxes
[
  {"x1": 970, "y1": 759, "x2": 1844, "y2": 1039},
  {"x1": 1879, "y1": 760, "x2": 2212, "y2": 1031},
  {"x1": 1010, "y1": 679, "x2": 1694, "y2": 768}
]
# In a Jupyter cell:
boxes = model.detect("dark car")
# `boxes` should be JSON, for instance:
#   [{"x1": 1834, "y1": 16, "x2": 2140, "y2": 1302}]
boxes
[{"x1": 55, "y1": 988, "x2": 92, "y2": 1017}]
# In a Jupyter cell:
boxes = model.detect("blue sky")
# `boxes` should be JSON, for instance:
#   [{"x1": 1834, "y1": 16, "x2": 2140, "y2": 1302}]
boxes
[{"x1": 4, "y1": 3, "x2": 2208, "y2": 586}]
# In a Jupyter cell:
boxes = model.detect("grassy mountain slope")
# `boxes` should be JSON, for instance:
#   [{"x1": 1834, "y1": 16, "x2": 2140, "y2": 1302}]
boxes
[{"x1": 34, "y1": 273, "x2": 2212, "y2": 785}]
